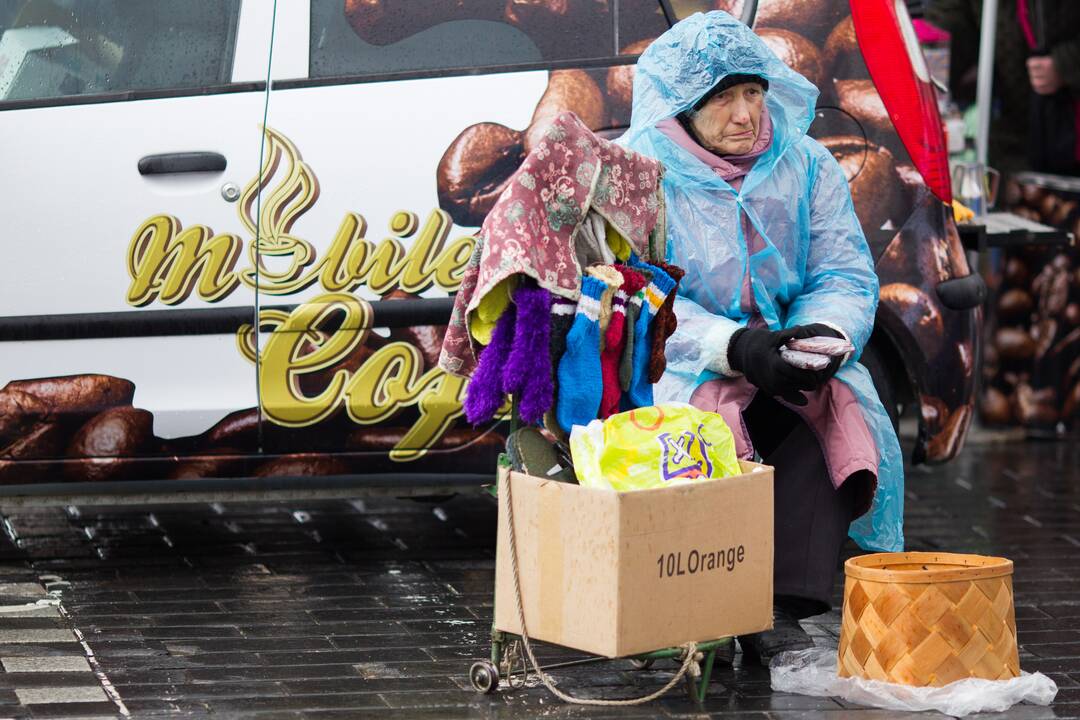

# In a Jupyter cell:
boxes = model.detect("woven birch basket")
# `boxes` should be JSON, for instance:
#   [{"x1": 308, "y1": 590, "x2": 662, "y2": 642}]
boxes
[{"x1": 838, "y1": 552, "x2": 1020, "y2": 687}]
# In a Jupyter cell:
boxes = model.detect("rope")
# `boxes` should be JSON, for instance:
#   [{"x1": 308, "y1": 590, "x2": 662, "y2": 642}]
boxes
[
  {"x1": 253, "y1": 0, "x2": 279, "y2": 454},
  {"x1": 502, "y1": 471, "x2": 704, "y2": 705}
]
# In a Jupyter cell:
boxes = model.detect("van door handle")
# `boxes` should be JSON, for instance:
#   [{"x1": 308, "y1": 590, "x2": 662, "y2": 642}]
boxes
[{"x1": 138, "y1": 152, "x2": 227, "y2": 175}]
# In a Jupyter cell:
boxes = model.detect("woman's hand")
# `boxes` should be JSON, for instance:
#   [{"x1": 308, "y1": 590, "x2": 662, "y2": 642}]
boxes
[
  {"x1": 728, "y1": 327, "x2": 818, "y2": 405},
  {"x1": 728, "y1": 324, "x2": 846, "y2": 405}
]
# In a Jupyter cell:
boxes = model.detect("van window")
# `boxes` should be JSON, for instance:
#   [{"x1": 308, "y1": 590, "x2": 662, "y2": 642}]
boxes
[
  {"x1": 619, "y1": 3, "x2": 670, "y2": 51},
  {"x1": 309, "y1": 0, "x2": 636, "y2": 79},
  {"x1": 0, "y1": 0, "x2": 241, "y2": 102}
]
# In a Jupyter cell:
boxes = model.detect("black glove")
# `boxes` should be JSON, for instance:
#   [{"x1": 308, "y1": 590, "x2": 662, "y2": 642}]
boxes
[{"x1": 728, "y1": 326, "x2": 821, "y2": 406}]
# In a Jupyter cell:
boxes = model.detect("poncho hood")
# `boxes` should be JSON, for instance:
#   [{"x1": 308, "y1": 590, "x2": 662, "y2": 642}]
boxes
[{"x1": 624, "y1": 10, "x2": 819, "y2": 192}]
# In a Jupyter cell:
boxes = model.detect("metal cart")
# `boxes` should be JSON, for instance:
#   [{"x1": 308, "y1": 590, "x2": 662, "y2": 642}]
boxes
[
  {"x1": 469, "y1": 626, "x2": 733, "y2": 703},
  {"x1": 468, "y1": 439, "x2": 734, "y2": 704}
]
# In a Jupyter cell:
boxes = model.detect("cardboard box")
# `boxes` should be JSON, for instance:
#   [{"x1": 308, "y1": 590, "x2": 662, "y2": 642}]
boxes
[{"x1": 494, "y1": 460, "x2": 774, "y2": 658}]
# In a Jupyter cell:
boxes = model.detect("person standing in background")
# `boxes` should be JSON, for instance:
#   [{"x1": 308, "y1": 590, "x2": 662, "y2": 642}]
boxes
[{"x1": 926, "y1": 0, "x2": 1080, "y2": 176}]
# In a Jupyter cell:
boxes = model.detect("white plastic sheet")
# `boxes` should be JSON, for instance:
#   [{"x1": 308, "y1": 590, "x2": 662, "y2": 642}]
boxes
[{"x1": 770, "y1": 647, "x2": 1058, "y2": 717}]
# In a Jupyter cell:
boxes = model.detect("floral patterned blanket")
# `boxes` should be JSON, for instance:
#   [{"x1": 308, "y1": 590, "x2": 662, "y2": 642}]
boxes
[{"x1": 439, "y1": 111, "x2": 666, "y2": 377}]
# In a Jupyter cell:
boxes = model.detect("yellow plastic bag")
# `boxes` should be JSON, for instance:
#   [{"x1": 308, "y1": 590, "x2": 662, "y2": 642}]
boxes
[{"x1": 569, "y1": 403, "x2": 742, "y2": 492}]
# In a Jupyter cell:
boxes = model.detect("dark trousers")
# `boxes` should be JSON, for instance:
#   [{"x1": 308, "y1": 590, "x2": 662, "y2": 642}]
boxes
[{"x1": 743, "y1": 394, "x2": 867, "y2": 619}]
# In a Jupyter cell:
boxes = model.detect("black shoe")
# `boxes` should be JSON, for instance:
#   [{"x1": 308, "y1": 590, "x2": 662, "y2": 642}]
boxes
[{"x1": 737, "y1": 607, "x2": 814, "y2": 666}]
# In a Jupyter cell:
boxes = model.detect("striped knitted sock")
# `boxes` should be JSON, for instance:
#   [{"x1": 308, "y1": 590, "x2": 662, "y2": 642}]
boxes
[
  {"x1": 627, "y1": 261, "x2": 675, "y2": 408},
  {"x1": 547, "y1": 295, "x2": 577, "y2": 398},
  {"x1": 556, "y1": 276, "x2": 606, "y2": 433},
  {"x1": 600, "y1": 267, "x2": 646, "y2": 418}
]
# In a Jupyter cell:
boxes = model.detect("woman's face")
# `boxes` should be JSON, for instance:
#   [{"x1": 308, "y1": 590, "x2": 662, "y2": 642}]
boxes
[{"x1": 687, "y1": 82, "x2": 765, "y2": 156}]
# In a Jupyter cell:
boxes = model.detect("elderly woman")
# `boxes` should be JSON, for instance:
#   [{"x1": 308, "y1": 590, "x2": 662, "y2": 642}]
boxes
[{"x1": 622, "y1": 12, "x2": 904, "y2": 664}]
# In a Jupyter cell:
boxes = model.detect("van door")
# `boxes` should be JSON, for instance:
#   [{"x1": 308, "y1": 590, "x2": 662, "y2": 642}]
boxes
[
  {"x1": 0, "y1": 0, "x2": 270, "y2": 484},
  {"x1": 246, "y1": 1, "x2": 669, "y2": 478}
]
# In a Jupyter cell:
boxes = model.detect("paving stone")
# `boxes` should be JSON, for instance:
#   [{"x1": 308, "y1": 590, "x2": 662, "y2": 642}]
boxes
[
  {"x1": 14, "y1": 686, "x2": 108, "y2": 704},
  {"x1": 112, "y1": 681, "x2": 288, "y2": 701},
  {"x1": 0, "y1": 585, "x2": 46, "y2": 600},
  {"x1": 1, "y1": 658, "x2": 91, "y2": 673},
  {"x1": 283, "y1": 676, "x2": 460, "y2": 695},
  {"x1": 0, "y1": 688, "x2": 24, "y2": 705},
  {"x1": 204, "y1": 694, "x2": 389, "y2": 712},
  {"x1": 0, "y1": 618, "x2": 68, "y2": 631},
  {"x1": 0, "y1": 673, "x2": 99, "y2": 689},
  {"x1": 0, "y1": 607, "x2": 62, "y2": 619},
  {"x1": 24, "y1": 701, "x2": 117, "y2": 718},
  {"x1": 0, "y1": 630, "x2": 75, "y2": 644},
  {"x1": 0, "y1": 645, "x2": 86, "y2": 658},
  {"x1": 162, "y1": 637, "x2": 336, "y2": 655},
  {"x1": 108, "y1": 698, "x2": 210, "y2": 716}
]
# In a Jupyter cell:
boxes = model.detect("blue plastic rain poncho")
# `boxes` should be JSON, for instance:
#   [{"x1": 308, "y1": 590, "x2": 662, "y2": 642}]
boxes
[{"x1": 621, "y1": 11, "x2": 904, "y2": 552}]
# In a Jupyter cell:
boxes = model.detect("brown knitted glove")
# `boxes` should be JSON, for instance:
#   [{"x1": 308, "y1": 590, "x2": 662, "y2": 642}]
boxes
[{"x1": 647, "y1": 261, "x2": 685, "y2": 383}]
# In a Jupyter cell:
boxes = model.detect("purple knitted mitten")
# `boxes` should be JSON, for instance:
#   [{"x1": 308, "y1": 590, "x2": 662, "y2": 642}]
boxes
[
  {"x1": 463, "y1": 302, "x2": 517, "y2": 425},
  {"x1": 501, "y1": 285, "x2": 553, "y2": 425}
]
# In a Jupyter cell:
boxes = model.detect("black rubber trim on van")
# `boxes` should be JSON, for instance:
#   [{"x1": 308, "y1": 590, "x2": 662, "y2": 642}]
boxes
[
  {"x1": 936, "y1": 273, "x2": 987, "y2": 311},
  {"x1": 0, "y1": 472, "x2": 491, "y2": 504},
  {"x1": 0, "y1": 298, "x2": 455, "y2": 342},
  {"x1": 0, "y1": 81, "x2": 266, "y2": 112}
]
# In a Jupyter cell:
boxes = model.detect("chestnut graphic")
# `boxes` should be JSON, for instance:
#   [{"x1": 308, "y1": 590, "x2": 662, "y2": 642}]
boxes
[
  {"x1": 834, "y1": 79, "x2": 892, "y2": 136},
  {"x1": 819, "y1": 135, "x2": 898, "y2": 232},
  {"x1": 606, "y1": 38, "x2": 654, "y2": 126},
  {"x1": 756, "y1": 28, "x2": 824, "y2": 87},
  {"x1": 66, "y1": 406, "x2": 154, "y2": 482},
  {"x1": 437, "y1": 123, "x2": 526, "y2": 228},
  {"x1": 823, "y1": 15, "x2": 868, "y2": 81},
  {"x1": 994, "y1": 327, "x2": 1036, "y2": 362}
]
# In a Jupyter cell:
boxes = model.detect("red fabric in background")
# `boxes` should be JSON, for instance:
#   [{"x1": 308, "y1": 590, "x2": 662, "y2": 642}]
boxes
[{"x1": 1017, "y1": 0, "x2": 1037, "y2": 50}]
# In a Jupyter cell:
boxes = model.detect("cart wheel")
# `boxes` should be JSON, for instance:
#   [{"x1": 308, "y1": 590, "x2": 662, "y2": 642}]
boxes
[
  {"x1": 470, "y1": 660, "x2": 500, "y2": 694},
  {"x1": 630, "y1": 658, "x2": 655, "y2": 670}
]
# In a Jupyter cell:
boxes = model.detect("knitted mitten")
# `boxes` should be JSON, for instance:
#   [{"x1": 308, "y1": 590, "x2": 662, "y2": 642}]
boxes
[
  {"x1": 501, "y1": 285, "x2": 554, "y2": 425},
  {"x1": 627, "y1": 259, "x2": 675, "y2": 408},
  {"x1": 463, "y1": 301, "x2": 516, "y2": 425},
  {"x1": 619, "y1": 267, "x2": 651, "y2": 392},
  {"x1": 585, "y1": 265, "x2": 624, "y2": 350},
  {"x1": 600, "y1": 267, "x2": 647, "y2": 418},
  {"x1": 647, "y1": 261, "x2": 685, "y2": 383},
  {"x1": 556, "y1": 275, "x2": 607, "y2": 433}
]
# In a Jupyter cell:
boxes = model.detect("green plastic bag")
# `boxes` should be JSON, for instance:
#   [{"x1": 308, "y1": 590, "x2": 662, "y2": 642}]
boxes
[{"x1": 569, "y1": 403, "x2": 742, "y2": 492}]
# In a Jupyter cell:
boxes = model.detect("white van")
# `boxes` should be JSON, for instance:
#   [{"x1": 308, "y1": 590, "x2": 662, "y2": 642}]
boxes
[{"x1": 0, "y1": 1, "x2": 981, "y2": 495}]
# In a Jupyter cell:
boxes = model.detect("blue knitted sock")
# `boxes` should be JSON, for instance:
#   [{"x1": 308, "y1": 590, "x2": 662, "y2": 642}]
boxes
[
  {"x1": 556, "y1": 275, "x2": 606, "y2": 433},
  {"x1": 627, "y1": 261, "x2": 676, "y2": 408}
]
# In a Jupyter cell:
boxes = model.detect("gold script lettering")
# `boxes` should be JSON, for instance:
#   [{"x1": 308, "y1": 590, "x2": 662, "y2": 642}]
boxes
[
  {"x1": 249, "y1": 294, "x2": 466, "y2": 460},
  {"x1": 126, "y1": 127, "x2": 475, "y2": 306},
  {"x1": 126, "y1": 216, "x2": 243, "y2": 306}
]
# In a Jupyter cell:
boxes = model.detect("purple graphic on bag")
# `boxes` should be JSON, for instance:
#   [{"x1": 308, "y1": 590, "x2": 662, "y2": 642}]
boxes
[{"x1": 658, "y1": 424, "x2": 714, "y2": 482}]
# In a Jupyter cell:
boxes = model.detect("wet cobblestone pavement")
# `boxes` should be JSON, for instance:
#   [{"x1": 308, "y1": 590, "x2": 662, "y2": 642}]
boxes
[{"x1": 0, "y1": 438, "x2": 1077, "y2": 718}]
